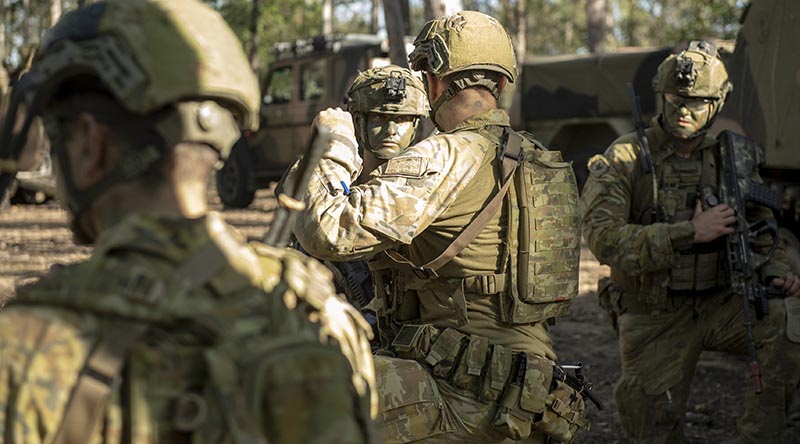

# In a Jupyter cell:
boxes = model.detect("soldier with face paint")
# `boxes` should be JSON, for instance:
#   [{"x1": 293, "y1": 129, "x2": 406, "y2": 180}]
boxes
[
  {"x1": 582, "y1": 40, "x2": 800, "y2": 443},
  {"x1": 346, "y1": 65, "x2": 429, "y2": 177},
  {"x1": 306, "y1": 65, "x2": 429, "y2": 314}
]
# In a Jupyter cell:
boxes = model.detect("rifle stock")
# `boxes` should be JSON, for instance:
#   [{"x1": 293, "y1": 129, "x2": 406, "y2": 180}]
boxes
[{"x1": 264, "y1": 126, "x2": 331, "y2": 248}]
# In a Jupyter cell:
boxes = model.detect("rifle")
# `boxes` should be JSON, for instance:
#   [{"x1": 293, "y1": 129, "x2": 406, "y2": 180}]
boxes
[
  {"x1": 626, "y1": 82, "x2": 666, "y2": 222},
  {"x1": 264, "y1": 126, "x2": 331, "y2": 248},
  {"x1": 716, "y1": 130, "x2": 782, "y2": 394},
  {"x1": 331, "y1": 260, "x2": 375, "y2": 310},
  {"x1": 553, "y1": 363, "x2": 604, "y2": 411}
]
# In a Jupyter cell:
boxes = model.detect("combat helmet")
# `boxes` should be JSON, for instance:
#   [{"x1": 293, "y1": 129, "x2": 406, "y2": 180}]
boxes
[
  {"x1": 346, "y1": 65, "x2": 428, "y2": 117},
  {"x1": 408, "y1": 11, "x2": 517, "y2": 123},
  {"x1": 653, "y1": 40, "x2": 731, "y2": 133},
  {"x1": 0, "y1": 0, "x2": 260, "y2": 242},
  {"x1": 345, "y1": 65, "x2": 428, "y2": 158}
]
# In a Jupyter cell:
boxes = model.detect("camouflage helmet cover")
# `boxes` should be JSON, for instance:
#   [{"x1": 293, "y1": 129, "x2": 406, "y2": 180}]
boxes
[
  {"x1": 654, "y1": 40, "x2": 732, "y2": 100},
  {"x1": 345, "y1": 65, "x2": 429, "y2": 116},
  {"x1": 37, "y1": 0, "x2": 260, "y2": 131},
  {"x1": 408, "y1": 10, "x2": 518, "y2": 83}
]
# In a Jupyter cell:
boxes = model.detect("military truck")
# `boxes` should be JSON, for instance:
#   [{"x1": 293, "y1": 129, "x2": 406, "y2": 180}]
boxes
[
  {"x1": 513, "y1": 0, "x2": 799, "y2": 264},
  {"x1": 716, "y1": 0, "x2": 800, "y2": 264},
  {"x1": 216, "y1": 34, "x2": 391, "y2": 208},
  {"x1": 511, "y1": 47, "x2": 672, "y2": 189}
]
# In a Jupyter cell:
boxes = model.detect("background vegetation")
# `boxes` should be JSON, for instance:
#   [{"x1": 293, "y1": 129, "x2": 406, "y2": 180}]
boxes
[{"x1": 0, "y1": 0, "x2": 747, "y2": 78}]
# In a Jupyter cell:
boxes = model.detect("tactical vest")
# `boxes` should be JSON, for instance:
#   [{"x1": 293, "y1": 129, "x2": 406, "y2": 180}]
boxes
[
  {"x1": 638, "y1": 145, "x2": 725, "y2": 293},
  {"x1": 11, "y1": 238, "x2": 373, "y2": 444},
  {"x1": 380, "y1": 127, "x2": 581, "y2": 327}
]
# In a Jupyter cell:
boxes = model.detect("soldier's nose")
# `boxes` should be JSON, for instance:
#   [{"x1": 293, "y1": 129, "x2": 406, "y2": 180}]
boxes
[{"x1": 387, "y1": 121, "x2": 398, "y2": 136}]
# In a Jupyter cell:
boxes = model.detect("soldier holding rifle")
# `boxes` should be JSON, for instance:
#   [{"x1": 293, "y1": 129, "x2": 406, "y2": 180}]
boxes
[{"x1": 582, "y1": 40, "x2": 800, "y2": 444}]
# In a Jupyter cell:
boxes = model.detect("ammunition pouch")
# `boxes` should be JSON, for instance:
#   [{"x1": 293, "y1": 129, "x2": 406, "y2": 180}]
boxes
[
  {"x1": 390, "y1": 324, "x2": 590, "y2": 441},
  {"x1": 785, "y1": 297, "x2": 800, "y2": 344}
]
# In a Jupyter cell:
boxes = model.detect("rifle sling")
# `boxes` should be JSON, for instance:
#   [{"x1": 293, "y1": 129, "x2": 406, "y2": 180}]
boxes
[
  {"x1": 47, "y1": 240, "x2": 227, "y2": 444},
  {"x1": 384, "y1": 130, "x2": 523, "y2": 278}
]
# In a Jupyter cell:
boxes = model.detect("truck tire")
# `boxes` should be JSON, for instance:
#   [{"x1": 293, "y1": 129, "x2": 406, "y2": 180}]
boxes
[{"x1": 216, "y1": 136, "x2": 256, "y2": 209}]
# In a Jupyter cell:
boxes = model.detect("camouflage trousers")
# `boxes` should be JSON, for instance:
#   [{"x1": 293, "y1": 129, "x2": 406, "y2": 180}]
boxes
[
  {"x1": 373, "y1": 355, "x2": 554, "y2": 444},
  {"x1": 615, "y1": 291, "x2": 800, "y2": 444}
]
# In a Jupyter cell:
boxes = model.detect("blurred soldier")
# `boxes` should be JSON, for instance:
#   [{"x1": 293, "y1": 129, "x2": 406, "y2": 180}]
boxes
[
  {"x1": 582, "y1": 40, "x2": 800, "y2": 444},
  {"x1": 0, "y1": 1, "x2": 375, "y2": 443},
  {"x1": 317, "y1": 65, "x2": 428, "y2": 312},
  {"x1": 288, "y1": 11, "x2": 591, "y2": 444}
]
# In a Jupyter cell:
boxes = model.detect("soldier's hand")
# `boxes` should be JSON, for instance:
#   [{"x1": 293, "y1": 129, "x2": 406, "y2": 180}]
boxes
[
  {"x1": 691, "y1": 199, "x2": 736, "y2": 243},
  {"x1": 314, "y1": 107, "x2": 355, "y2": 139},
  {"x1": 773, "y1": 273, "x2": 800, "y2": 298}
]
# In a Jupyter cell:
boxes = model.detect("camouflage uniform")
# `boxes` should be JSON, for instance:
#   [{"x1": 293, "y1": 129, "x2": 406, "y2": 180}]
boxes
[
  {"x1": 582, "y1": 42, "x2": 800, "y2": 444},
  {"x1": 0, "y1": 213, "x2": 375, "y2": 443},
  {"x1": 291, "y1": 11, "x2": 589, "y2": 444},
  {"x1": 0, "y1": 1, "x2": 375, "y2": 443},
  {"x1": 319, "y1": 65, "x2": 428, "y2": 312}
]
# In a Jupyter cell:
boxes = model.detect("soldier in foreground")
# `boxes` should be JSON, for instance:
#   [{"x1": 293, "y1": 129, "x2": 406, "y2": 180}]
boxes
[
  {"x1": 582, "y1": 41, "x2": 800, "y2": 443},
  {"x1": 288, "y1": 11, "x2": 591, "y2": 443},
  {"x1": 0, "y1": 1, "x2": 375, "y2": 443}
]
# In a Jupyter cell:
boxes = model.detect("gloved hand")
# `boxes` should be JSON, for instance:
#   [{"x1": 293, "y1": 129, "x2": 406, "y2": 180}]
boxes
[{"x1": 314, "y1": 107, "x2": 357, "y2": 153}]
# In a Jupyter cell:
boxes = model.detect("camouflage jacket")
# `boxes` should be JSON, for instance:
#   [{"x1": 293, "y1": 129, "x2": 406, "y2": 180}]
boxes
[
  {"x1": 581, "y1": 118, "x2": 790, "y2": 297},
  {"x1": 0, "y1": 212, "x2": 375, "y2": 444},
  {"x1": 293, "y1": 109, "x2": 510, "y2": 259}
]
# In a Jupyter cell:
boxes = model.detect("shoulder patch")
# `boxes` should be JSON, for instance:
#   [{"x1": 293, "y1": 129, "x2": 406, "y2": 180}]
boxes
[
  {"x1": 383, "y1": 157, "x2": 427, "y2": 177},
  {"x1": 588, "y1": 154, "x2": 610, "y2": 177}
]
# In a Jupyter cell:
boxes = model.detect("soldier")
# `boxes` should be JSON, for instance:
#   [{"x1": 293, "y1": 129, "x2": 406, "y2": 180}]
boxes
[
  {"x1": 346, "y1": 64, "x2": 429, "y2": 181},
  {"x1": 581, "y1": 40, "x2": 800, "y2": 444},
  {"x1": 288, "y1": 11, "x2": 591, "y2": 444},
  {"x1": 0, "y1": 1, "x2": 375, "y2": 443},
  {"x1": 313, "y1": 65, "x2": 428, "y2": 312}
]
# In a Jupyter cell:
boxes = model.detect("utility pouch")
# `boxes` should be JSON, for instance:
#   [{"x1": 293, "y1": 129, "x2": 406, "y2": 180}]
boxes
[
  {"x1": 534, "y1": 379, "x2": 590, "y2": 443},
  {"x1": 425, "y1": 328, "x2": 466, "y2": 379},
  {"x1": 785, "y1": 297, "x2": 800, "y2": 343},
  {"x1": 479, "y1": 344, "x2": 513, "y2": 401},
  {"x1": 391, "y1": 324, "x2": 436, "y2": 361},
  {"x1": 450, "y1": 335, "x2": 489, "y2": 393},
  {"x1": 491, "y1": 354, "x2": 554, "y2": 440}
]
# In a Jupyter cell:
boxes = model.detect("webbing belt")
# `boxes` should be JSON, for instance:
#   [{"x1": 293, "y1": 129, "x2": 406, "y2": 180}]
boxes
[
  {"x1": 384, "y1": 129, "x2": 524, "y2": 278},
  {"x1": 47, "y1": 240, "x2": 228, "y2": 444}
]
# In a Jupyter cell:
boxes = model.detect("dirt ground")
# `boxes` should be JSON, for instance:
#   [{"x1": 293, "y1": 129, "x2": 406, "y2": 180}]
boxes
[{"x1": 1, "y1": 188, "x2": 799, "y2": 443}]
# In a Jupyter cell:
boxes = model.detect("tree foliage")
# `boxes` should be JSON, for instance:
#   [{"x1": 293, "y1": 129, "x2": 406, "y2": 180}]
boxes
[{"x1": 1, "y1": 0, "x2": 747, "y2": 76}]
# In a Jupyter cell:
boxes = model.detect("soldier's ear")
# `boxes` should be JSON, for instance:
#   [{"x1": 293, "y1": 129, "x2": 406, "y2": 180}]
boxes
[
  {"x1": 497, "y1": 76, "x2": 508, "y2": 95},
  {"x1": 71, "y1": 113, "x2": 115, "y2": 188}
]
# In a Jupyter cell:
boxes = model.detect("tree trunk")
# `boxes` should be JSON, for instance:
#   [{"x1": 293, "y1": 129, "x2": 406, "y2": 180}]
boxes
[
  {"x1": 22, "y1": 0, "x2": 30, "y2": 45},
  {"x1": 424, "y1": 0, "x2": 443, "y2": 21},
  {"x1": 400, "y1": 0, "x2": 410, "y2": 35},
  {"x1": 586, "y1": 0, "x2": 607, "y2": 53},
  {"x1": 383, "y1": 0, "x2": 408, "y2": 67},
  {"x1": 515, "y1": 0, "x2": 526, "y2": 61},
  {"x1": 0, "y1": 1, "x2": 5, "y2": 64},
  {"x1": 371, "y1": 0, "x2": 380, "y2": 34},
  {"x1": 322, "y1": 0, "x2": 333, "y2": 35},
  {"x1": 50, "y1": 0, "x2": 62, "y2": 27},
  {"x1": 249, "y1": 0, "x2": 262, "y2": 71}
]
